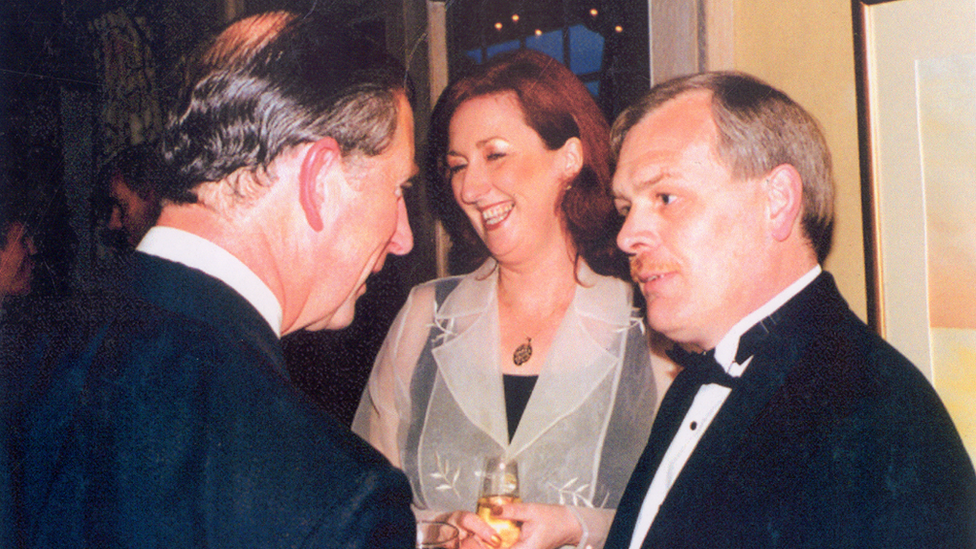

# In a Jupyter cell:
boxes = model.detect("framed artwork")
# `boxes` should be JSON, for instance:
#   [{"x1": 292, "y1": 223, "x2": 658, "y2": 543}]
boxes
[{"x1": 854, "y1": 0, "x2": 976, "y2": 459}]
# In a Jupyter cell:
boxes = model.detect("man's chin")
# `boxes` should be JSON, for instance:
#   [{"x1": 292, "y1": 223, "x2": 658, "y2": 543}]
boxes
[
  {"x1": 645, "y1": 303, "x2": 679, "y2": 338},
  {"x1": 323, "y1": 301, "x2": 358, "y2": 331}
]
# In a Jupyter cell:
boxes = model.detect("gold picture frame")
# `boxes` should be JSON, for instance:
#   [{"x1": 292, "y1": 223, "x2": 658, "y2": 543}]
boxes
[{"x1": 854, "y1": 0, "x2": 976, "y2": 458}]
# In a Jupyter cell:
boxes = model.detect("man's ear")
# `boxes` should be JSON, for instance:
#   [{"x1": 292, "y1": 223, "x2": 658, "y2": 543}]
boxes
[
  {"x1": 298, "y1": 137, "x2": 343, "y2": 232},
  {"x1": 559, "y1": 137, "x2": 584, "y2": 182},
  {"x1": 764, "y1": 163, "x2": 804, "y2": 242}
]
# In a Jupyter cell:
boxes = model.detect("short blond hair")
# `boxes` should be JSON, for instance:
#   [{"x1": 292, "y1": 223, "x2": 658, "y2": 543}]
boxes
[{"x1": 612, "y1": 71, "x2": 834, "y2": 262}]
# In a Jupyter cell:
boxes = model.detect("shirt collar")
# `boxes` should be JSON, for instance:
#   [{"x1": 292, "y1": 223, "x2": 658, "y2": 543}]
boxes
[
  {"x1": 137, "y1": 226, "x2": 283, "y2": 338},
  {"x1": 714, "y1": 265, "x2": 821, "y2": 373}
]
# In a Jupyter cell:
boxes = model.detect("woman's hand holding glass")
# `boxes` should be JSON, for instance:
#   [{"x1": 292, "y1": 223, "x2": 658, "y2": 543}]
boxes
[
  {"x1": 486, "y1": 501, "x2": 583, "y2": 549},
  {"x1": 438, "y1": 457, "x2": 584, "y2": 549},
  {"x1": 434, "y1": 510, "x2": 500, "y2": 548},
  {"x1": 441, "y1": 503, "x2": 583, "y2": 549}
]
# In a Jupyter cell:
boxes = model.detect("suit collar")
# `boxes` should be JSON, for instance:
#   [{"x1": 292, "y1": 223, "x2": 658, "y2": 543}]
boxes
[
  {"x1": 714, "y1": 265, "x2": 821, "y2": 370},
  {"x1": 131, "y1": 252, "x2": 286, "y2": 378},
  {"x1": 138, "y1": 226, "x2": 283, "y2": 337}
]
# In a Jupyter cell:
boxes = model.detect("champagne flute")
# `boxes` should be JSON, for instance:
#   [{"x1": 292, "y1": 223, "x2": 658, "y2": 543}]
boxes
[
  {"x1": 476, "y1": 457, "x2": 521, "y2": 548},
  {"x1": 416, "y1": 520, "x2": 460, "y2": 549}
]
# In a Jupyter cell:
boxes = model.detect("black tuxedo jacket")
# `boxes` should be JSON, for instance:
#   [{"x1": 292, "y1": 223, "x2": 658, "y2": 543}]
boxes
[
  {"x1": 1, "y1": 253, "x2": 414, "y2": 548},
  {"x1": 606, "y1": 272, "x2": 976, "y2": 549}
]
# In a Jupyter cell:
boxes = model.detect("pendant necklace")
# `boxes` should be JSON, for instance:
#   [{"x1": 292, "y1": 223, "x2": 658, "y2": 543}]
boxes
[{"x1": 513, "y1": 336, "x2": 533, "y2": 366}]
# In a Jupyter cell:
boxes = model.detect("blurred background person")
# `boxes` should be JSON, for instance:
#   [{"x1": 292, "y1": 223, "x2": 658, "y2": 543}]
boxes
[
  {"x1": 0, "y1": 210, "x2": 36, "y2": 303},
  {"x1": 354, "y1": 49, "x2": 667, "y2": 549},
  {"x1": 94, "y1": 142, "x2": 164, "y2": 251},
  {"x1": 0, "y1": 144, "x2": 73, "y2": 303}
]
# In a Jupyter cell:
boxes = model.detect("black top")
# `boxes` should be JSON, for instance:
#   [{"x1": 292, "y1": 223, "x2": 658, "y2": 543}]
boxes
[{"x1": 503, "y1": 374, "x2": 539, "y2": 441}]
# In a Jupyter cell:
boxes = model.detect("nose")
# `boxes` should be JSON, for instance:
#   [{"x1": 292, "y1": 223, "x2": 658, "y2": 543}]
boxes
[
  {"x1": 454, "y1": 162, "x2": 490, "y2": 204},
  {"x1": 386, "y1": 197, "x2": 413, "y2": 256},
  {"x1": 616, "y1": 207, "x2": 657, "y2": 255}
]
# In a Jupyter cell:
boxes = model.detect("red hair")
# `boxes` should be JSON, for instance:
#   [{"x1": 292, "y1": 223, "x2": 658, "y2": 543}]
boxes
[{"x1": 427, "y1": 49, "x2": 627, "y2": 278}]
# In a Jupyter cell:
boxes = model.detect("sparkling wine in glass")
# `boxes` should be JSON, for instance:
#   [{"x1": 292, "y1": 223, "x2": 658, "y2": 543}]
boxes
[
  {"x1": 416, "y1": 520, "x2": 459, "y2": 549},
  {"x1": 476, "y1": 457, "x2": 521, "y2": 548}
]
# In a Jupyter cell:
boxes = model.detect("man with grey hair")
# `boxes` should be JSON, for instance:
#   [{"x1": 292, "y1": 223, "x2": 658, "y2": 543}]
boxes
[
  {"x1": 3, "y1": 12, "x2": 416, "y2": 548},
  {"x1": 606, "y1": 71, "x2": 975, "y2": 548}
]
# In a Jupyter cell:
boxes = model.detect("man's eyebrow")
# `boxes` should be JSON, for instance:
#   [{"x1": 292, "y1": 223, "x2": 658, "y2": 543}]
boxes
[
  {"x1": 635, "y1": 171, "x2": 668, "y2": 191},
  {"x1": 614, "y1": 171, "x2": 667, "y2": 197}
]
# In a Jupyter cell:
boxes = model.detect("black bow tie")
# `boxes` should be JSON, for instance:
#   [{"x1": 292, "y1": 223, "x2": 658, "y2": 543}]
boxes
[
  {"x1": 666, "y1": 346, "x2": 738, "y2": 388},
  {"x1": 665, "y1": 314, "x2": 779, "y2": 390}
]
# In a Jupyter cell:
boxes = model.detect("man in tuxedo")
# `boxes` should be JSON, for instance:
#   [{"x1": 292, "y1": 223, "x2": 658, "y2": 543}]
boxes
[
  {"x1": 2, "y1": 11, "x2": 416, "y2": 548},
  {"x1": 606, "y1": 71, "x2": 976, "y2": 548}
]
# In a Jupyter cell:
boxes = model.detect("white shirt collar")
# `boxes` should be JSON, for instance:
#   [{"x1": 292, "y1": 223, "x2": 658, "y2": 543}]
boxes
[
  {"x1": 714, "y1": 265, "x2": 821, "y2": 373},
  {"x1": 136, "y1": 226, "x2": 283, "y2": 338}
]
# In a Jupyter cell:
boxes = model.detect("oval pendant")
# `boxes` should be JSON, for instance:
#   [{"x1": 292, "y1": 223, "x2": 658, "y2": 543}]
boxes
[{"x1": 513, "y1": 337, "x2": 532, "y2": 366}]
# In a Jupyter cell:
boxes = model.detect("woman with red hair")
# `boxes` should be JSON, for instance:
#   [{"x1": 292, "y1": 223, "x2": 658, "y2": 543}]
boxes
[{"x1": 355, "y1": 49, "x2": 664, "y2": 549}]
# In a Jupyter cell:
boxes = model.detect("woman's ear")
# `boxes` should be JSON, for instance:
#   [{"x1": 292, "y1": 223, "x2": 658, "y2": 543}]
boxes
[
  {"x1": 559, "y1": 137, "x2": 584, "y2": 181},
  {"x1": 764, "y1": 163, "x2": 804, "y2": 242},
  {"x1": 298, "y1": 137, "x2": 343, "y2": 232}
]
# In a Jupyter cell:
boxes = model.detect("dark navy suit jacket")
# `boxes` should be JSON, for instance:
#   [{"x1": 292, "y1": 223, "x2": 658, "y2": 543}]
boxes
[
  {"x1": 1, "y1": 253, "x2": 414, "y2": 548},
  {"x1": 606, "y1": 272, "x2": 976, "y2": 549}
]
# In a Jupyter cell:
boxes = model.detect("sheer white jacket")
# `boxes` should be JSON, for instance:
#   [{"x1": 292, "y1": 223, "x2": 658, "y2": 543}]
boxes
[{"x1": 353, "y1": 260, "x2": 659, "y2": 549}]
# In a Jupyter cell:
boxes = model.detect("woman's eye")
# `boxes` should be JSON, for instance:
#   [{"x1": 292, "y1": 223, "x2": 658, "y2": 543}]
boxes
[
  {"x1": 614, "y1": 201, "x2": 631, "y2": 216},
  {"x1": 446, "y1": 164, "x2": 466, "y2": 176},
  {"x1": 486, "y1": 152, "x2": 505, "y2": 161},
  {"x1": 659, "y1": 193, "x2": 677, "y2": 206}
]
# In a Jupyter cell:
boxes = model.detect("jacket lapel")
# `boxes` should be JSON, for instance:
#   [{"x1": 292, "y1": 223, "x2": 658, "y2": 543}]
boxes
[
  {"x1": 605, "y1": 366, "x2": 704, "y2": 549},
  {"x1": 643, "y1": 273, "x2": 836, "y2": 547},
  {"x1": 509, "y1": 303, "x2": 619, "y2": 455},
  {"x1": 430, "y1": 263, "x2": 510, "y2": 448},
  {"x1": 429, "y1": 262, "x2": 635, "y2": 454}
]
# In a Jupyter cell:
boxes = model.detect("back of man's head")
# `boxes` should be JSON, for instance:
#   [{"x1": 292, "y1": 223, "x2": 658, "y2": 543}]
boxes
[
  {"x1": 611, "y1": 71, "x2": 834, "y2": 263},
  {"x1": 159, "y1": 11, "x2": 410, "y2": 204}
]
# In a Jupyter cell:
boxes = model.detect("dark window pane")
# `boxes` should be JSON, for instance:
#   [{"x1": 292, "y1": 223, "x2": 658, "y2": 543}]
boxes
[
  {"x1": 526, "y1": 30, "x2": 563, "y2": 62},
  {"x1": 569, "y1": 24, "x2": 603, "y2": 74},
  {"x1": 486, "y1": 39, "x2": 520, "y2": 58},
  {"x1": 585, "y1": 80, "x2": 599, "y2": 97}
]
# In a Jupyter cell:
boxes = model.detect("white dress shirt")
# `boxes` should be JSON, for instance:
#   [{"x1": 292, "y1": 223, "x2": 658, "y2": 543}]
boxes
[
  {"x1": 627, "y1": 265, "x2": 822, "y2": 549},
  {"x1": 137, "y1": 226, "x2": 283, "y2": 337}
]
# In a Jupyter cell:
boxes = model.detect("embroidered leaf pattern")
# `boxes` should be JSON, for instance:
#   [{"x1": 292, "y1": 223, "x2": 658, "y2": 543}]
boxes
[
  {"x1": 547, "y1": 477, "x2": 595, "y2": 507},
  {"x1": 430, "y1": 452, "x2": 463, "y2": 500}
]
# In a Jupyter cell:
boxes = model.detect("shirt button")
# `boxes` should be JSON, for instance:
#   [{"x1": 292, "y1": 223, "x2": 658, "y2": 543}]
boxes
[{"x1": 690, "y1": 421, "x2": 698, "y2": 430}]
